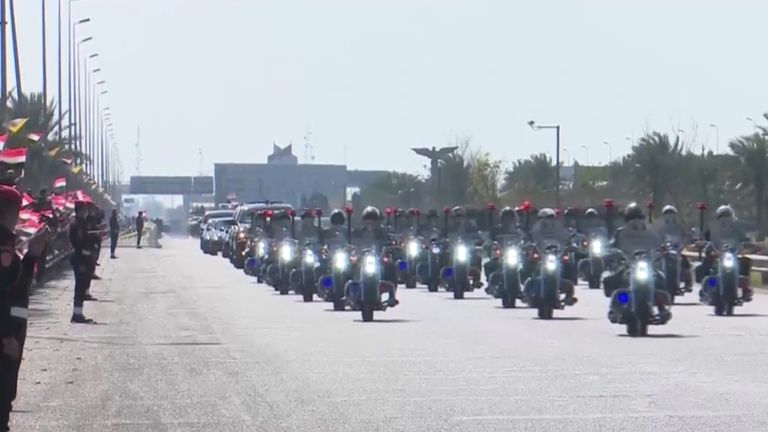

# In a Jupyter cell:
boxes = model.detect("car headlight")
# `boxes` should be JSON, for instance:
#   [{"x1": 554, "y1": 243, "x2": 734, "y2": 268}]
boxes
[
  {"x1": 545, "y1": 255, "x2": 557, "y2": 272},
  {"x1": 408, "y1": 241, "x2": 419, "y2": 257},
  {"x1": 590, "y1": 240, "x2": 602, "y2": 256},
  {"x1": 334, "y1": 251, "x2": 348, "y2": 270},
  {"x1": 456, "y1": 245, "x2": 469, "y2": 263},
  {"x1": 257, "y1": 241, "x2": 267, "y2": 257},
  {"x1": 723, "y1": 253, "x2": 735, "y2": 270},
  {"x1": 505, "y1": 248, "x2": 519, "y2": 267},
  {"x1": 304, "y1": 250, "x2": 316, "y2": 265},
  {"x1": 364, "y1": 255, "x2": 377, "y2": 275},
  {"x1": 635, "y1": 261, "x2": 649, "y2": 281},
  {"x1": 280, "y1": 244, "x2": 293, "y2": 262}
]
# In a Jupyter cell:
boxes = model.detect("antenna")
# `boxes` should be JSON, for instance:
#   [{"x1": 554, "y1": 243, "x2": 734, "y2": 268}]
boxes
[{"x1": 135, "y1": 126, "x2": 142, "y2": 175}]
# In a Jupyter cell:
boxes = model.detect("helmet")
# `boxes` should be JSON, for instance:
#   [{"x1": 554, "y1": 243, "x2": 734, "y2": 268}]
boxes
[
  {"x1": 361, "y1": 206, "x2": 382, "y2": 222},
  {"x1": 662, "y1": 205, "x2": 678, "y2": 215},
  {"x1": 426, "y1": 209, "x2": 439, "y2": 219},
  {"x1": 499, "y1": 206, "x2": 516, "y2": 221},
  {"x1": 584, "y1": 208, "x2": 598, "y2": 218},
  {"x1": 330, "y1": 209, "x2": 345, "y2": 226},
  {"x1": 715, "y1": 205, "x2": 735, "y2": 220},
  {"x1": 563, "y1": 207, "x2": 577, "y2": 218},
  {"x1": 538, "y1": 208, "x2": 556, "y2": 219},
  {"x1": 624, "y1": 202, "x2": 645, "y2": 222},
  {"x1": 451, "y1": 206, "x2": 465, "y2": 218}
]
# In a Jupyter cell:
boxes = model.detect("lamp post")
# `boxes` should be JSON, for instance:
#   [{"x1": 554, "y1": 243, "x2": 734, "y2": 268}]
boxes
[
  {"x1": 528, "y1": 120, "x2": 561, "y2": 208},
  {"x1": 74, "y1": 35, "x2": 91, "y2": 158},
  {"x1": 42, "y1": 0, "x2": 48, "y2": 106},
  {"x1": 603, "y1": 141, "x2": 612, "y2": 163},
  {"x1": 69, "y1": 19, "x2": 89, "y2": 148},
  {"x1": 708, "y1": 123, "x2": 719, "y2": 154}
]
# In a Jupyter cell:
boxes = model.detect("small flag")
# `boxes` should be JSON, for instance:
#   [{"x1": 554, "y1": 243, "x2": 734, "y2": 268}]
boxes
[
  {"x1": 61, "y1": 156, "x2": 73, "y2": 165},
  {"x1": 0, "y1": 134, "x2": 7, "y2": 148},
  {"x1": 4, "y1": 118, "x2": 29, "y2": 134},
  {"x1": 21, "y1": 193, "x2": 34, "y2": 208},
  {"x1": 47, "y1": 146, "x2": 61, "y2": 157},
  {"x1": 51, "y1": 195, "x2": 66, "y2": 210},
  {"x1": 71, "y1": 165, "x2": 82, "y2": 174},
  {"x1": 16, "y1": 220, "x2": 41, "y2": 237},
  {"x1": 53, "y1": 176, "x2": 66, "y2": 189},
  {"x1": 0, "y1": 148, "x2": 27, "y2": 165},
  {"x1": 27, "y1": 132, "x2": 44, "y2": 142},
  {"x1": 19, "y1": 210, "x2": 38, "y2": 221}
]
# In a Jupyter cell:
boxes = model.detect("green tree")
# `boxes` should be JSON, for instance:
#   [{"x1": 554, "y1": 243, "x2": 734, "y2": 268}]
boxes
[
  {"x1": 729, "y1": 133, "x2": 768, "y2": 237},
  {"x1": 628, "y1": 132, "x2": 684, "y2": 209},
  {"x1": 466, "y1": 150, "x2": 502, "y2": 205}
]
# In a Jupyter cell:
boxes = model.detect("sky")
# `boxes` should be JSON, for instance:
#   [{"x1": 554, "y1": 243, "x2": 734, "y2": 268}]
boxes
[{"x1": 12, "y1": 0, "x2": 768, "y2": 179}]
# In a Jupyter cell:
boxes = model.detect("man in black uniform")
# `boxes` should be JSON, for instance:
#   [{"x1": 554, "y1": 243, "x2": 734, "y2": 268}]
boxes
[
  {"x1": 87, "y1": 204, "x2": 103, "y2": 282},
  {"x1": 135, "y1": 211, "x2": 145, "y2": 249},
  {"x1": 0, "y1": 185, "x2": 47, "y2": 431},
  {"x1": 70, "y1": 202, "x2": 97, "y2": 323},
  {"x1": 109, "y1": 209, "x2": 120, "y2": 259}
]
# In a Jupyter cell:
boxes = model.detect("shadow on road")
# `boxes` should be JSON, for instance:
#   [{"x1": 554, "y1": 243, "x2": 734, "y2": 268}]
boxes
[
  {"x1": 618, "y1": 333, "x2": 697, "y2": 339},
  {"x1": 534, "y1": 317, "x2": 589, "y2": 321},
  {"x1": 323, "y1": 309, "x2": 356, "y2": 313},
  {"x1": 442, "y1": 297, "x2": 492, "y2": 301},
  {"x1": 353, "y1": 319, "x2": 416, "y2": 324},
  {"x1": 673, "y1": 302, "x2": 702, "y2": 306},
  {"x1": 708, "y1": 313, "x2": 768, "y2": 318}
]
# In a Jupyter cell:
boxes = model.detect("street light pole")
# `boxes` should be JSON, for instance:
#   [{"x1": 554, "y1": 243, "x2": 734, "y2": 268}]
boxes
[
  {"x1": 75, "y1": 37, "x2": 91, "y2": 161},
  {"x1": 42, "y1": 0, "x2": 48, "y2": 107},
  {"x1": 603, "y1": 141, "x2": 612, "y2": 163},
  {"x1": 70, "y1": 22, "x2": 89, "y2": 149},
  {"x1": 709, "y1": 123, "x2": 719, "y2": 154},
  {"x1": 581, "y1": 145, "x2": 589, "y2": 166},
  {"x1": 528, "y1": 120, "x2": 561, "y2": 208}
]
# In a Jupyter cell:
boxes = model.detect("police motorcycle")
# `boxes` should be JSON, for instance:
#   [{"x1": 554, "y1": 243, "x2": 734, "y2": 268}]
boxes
[
  {"x1": 318, "y1": 208, "x2": 357, "y2": 311},
  {"x1": 522, "y1": 243, "x2": 577, "y2": 319},
  {"x1": 695, "y1": 205, "x2": 754, "y2": 315},
  {"x1": 484, "y1": 206, "x2": 526, "y2": 308},
  {"x1": 439, "y1": 206, "x2": 485, "y2": 299},
  {"x1": 343, "y1": 206, "x2": 399, "y2": 322},
  {"x1": 395, "y1": 208, "x2": 424, "y2": 289},
  {"x1": 289, "y1": 209, "x2": 325, "y2": 302},
  {"x1": 414, "y1": 210, "x2": 447, "y2": 292},
  {"x1": 575, "y1": 208, "x2": 609, "y2": 289},
  {"x1": 606, "y1": 249, "x2": 672, "y2": 337},
  {"x1": 263, "y1": 210, "x2": 299, "y2": 295},
  {"x1": 653, "y1": 204, "x2": 694, "y2": 302}
]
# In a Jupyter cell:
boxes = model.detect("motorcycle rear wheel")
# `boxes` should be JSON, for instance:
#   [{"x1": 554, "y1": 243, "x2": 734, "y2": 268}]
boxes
[
  {"x1": 453, "y1": 279, "x2": 466, "y2": 299},
  {"x1": 501, "y1": 291, "x2": 516, "y2": 308},
  {"x1": 361, "y1": 303, "x2": 375, "y2": 322}
]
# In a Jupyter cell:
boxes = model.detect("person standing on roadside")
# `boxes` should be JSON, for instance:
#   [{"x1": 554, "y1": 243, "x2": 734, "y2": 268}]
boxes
[
  {"x1": 0, "y1": 185, "x2": 48, "y2": 431},
  {"x1": 69, "y1": 202, "x2": 96, "y2": 323},
  {"x1": 135, "y1": 211, "x2": 144, "y2": 249},
  {"x1": 109, "y1": 209, "x2": 119, "y2": 259}
]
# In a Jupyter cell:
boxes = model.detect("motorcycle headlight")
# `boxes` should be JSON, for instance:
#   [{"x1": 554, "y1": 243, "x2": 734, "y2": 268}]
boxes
[
  {"x1": 238, "y1": 232, "x2": 246, "y2": 240},
  {"x1": 456, "y1": 245, "x2": 469, "y2": 263},
  {"x1": 280, "y1": 244, "x2": 293, "y2": 262},
  {"x1": 364, "y1": 255, "x2": 377, "y2": 275},
  {"x1": 590, "y1": 240, "x2": 602, "y2": 256},
  {"x1": 723, "y1": 253, "x2": 735, "y2": 270},
  {"x1": 505, "y1": 248, "x2": 519, "y2": 267},
  {"x1": 333, "y1": 251, "x2": 348, "y2": 270},
  {"x1": 635, "y1": 261, "x2": 650, "y2": 281},
  {"x1": 257, "y1": 241, "x2": 267, "y2": 257},
  {"x1": 304, "y1": 250, "x2": 316, "y2": 265},
  {"x1": 545, "y1": 255, "x2": 557, "y2": 272},
  {"x1": 431, "y1": 245, "x2": 440, "y2": 254},
  {"x1": 408, "y1": 241, "x2": 419, "y2": 257}
]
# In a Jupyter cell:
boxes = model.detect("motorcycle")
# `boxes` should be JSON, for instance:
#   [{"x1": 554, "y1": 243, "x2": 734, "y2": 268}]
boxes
[
  {"x1": 267, "y1": 239, "x2": 297, "y2": 295},
  {"x1": 486, "y1": 243, "x2": 523, "y2": 308},
  {"x1": 578, "y1": 236, "x2": 605, "y2": 289},
  {"x1": 607, "y1": 251, "x2": 672, "y2": 336},
  {"x1": 291, "y1": 243, "x2": 320, "y2": 302},
  {"x1": 441, "y1": 241, "x2": 481, "y2": 299},
  {"x1": 659, "y1": 241, "x2": 692, "y2": 303},
  {"x1": 417, "y1": 238, "x2": 447, "y2": 292},
  {"x1": 318, "y1": 245, "x2": 357, "y2": 311},
  {"x1": 522, "y1": 245, "x2": 573, "y2": 319},
  {"x1": 699, "y1": 244, "x2": 752, "y2": 316},
  {"x1": 345, "y1": 249, "x2": 398, "y2": 322},
  {"x1": 519, "y1": 243, "x2": 540, "y2": 284},
  {"x1": 397, "y1": 236, "x2": 423, "y2": 289}
]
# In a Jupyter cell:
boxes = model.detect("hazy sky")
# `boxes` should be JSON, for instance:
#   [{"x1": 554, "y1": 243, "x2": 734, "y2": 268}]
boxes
[{"x1": 13, "y1": 0, "x2": 768, "y2": 179}]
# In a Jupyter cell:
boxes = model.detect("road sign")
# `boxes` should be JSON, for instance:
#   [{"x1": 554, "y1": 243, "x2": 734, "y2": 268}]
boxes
[{"x1": 129, "y1": 176, "x2": 214, "y2": 195}]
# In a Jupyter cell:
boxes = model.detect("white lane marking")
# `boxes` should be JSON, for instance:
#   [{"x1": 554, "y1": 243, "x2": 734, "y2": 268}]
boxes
[{"x1": 452, "y1": 411, "x2": 759, "y2": 421}]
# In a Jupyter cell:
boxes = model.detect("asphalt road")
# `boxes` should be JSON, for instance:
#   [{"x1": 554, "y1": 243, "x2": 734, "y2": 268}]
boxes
[{"x1": 12, "y1": 238, "x2": 768, "y2": 432}]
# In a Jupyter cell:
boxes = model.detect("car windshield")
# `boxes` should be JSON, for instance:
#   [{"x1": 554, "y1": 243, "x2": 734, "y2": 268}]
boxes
[{"x1": 213, "y1": 219, "x2": 236, "y2": 229}]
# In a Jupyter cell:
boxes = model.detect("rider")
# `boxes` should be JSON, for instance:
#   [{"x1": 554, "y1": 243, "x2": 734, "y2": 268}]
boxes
[
  {"x1": 698, "y1": 205, "x2": 753, "y2": 302},
  {"x1": 654, "y1": 205, "x2": 689, "y2": 245},
  {"x1": 582, "y1": 208, "x2": 608, "y2": 238},
  {"x1": 485, "y1": 206, "x2": 527, "y2": 280},
  {"x1": 526, "y1": 208, "x2": 577, "y2": 305},
  {"x1": 350, "y1": 206, "x2": 397, "y2": 305},
  {"x1": 447, "y1": 206, "x2": 481, "y2": 242},
  {"x1": 422, "y1": 209, "x2": 442, "y2": 240},
  {"x1": 296, "y1": 209, "x2": 319, "y2": 243},
  {"x1": 323, "y1": 209, "x2": 348, "y2": 246},
  {"x1": 606, "y1": 203, "x2": 670, "y2": 314}
]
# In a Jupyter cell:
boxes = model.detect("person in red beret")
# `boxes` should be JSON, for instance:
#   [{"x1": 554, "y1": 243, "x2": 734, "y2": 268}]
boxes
[{"x1": 0, "y1": 185, "x2": 48, "y2": 431}]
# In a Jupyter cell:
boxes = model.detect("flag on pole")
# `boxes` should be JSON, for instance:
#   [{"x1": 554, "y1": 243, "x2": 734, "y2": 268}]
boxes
[
  {"x1": 4, "y1": 118, "x2": 29, "y2": 134},
  {"x1": 53, "y1": 176, "x2": 67, "y2": 189},
  {"x1": 27, "y1": 132, "x2": 44, "y2": 142},
  {"x1": 0, "y1": 148, "x2": 27, "y2": 165},
  {"x1": 71, "y1": 165, "x2": 83, "y2": 174}
]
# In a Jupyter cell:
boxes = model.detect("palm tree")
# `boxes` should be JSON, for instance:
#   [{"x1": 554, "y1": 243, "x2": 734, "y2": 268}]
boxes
[
  {"x1": 628, "y1": 132, "x2": 683, "y2": 210},
  {"x1": 729, "y1": 133, "x2": 768, "y2": 237}
]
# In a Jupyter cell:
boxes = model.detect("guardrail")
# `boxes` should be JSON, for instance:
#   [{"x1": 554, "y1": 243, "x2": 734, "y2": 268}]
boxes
[{"x1": 681, "y1": 250, "x2": 768, "y2": 287}]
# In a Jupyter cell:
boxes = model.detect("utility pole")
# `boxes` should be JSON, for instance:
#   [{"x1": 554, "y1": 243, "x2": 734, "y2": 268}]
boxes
[
  {"x1": 42, "y1": 0, "x2": 48, "y2": 107},
  {"x1": 9, "y1": 0, "x2": 21, "y2": 102},
  {"x1": 135, "y1": 125, "x2": 141, "y2": 175}
]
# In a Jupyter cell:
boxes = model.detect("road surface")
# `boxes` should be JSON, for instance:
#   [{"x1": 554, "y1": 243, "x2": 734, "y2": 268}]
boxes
[{"x1": 12, "y1": 238, "x2": 768, "y2": 431}]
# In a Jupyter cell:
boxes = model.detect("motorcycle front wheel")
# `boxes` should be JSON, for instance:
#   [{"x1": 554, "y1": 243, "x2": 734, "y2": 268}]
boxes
[{"x1": 361, "y1": 303, "x2": 375, "y2": 322}]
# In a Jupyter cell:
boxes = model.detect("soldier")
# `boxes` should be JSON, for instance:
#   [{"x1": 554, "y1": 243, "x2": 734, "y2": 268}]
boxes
[
  {"x1": 87, "y1": 204, "x2": 103, "y2": 282},
  {"x1": 323, "y1": 209, "x2": 348, "y2": 246},
  {"x1": 109, "y1": 209, "x2": 119, "y2": 259},
  {"x1": 135, "y1": 211, "x2": 145, "y2": 249},
  {"x1": 0, "y1": 185, "x2": 48, "y2": 431},
  {"x1": 70, "y1": 202, "x2": 97, "y2": 323}
]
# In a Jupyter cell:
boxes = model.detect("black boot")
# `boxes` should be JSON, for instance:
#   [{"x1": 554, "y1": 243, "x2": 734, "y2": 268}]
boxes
[
  {"x1": 71, "y1": 314, "x2": 94, "y2": 324},
  {"x1": 84, "y1": 293, "x2": 98, "y2": 301}
]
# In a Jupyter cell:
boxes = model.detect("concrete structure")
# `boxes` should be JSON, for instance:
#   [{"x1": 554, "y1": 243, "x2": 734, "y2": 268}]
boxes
[{"x1": 214, "y1": 145, "x2": 387, "y2": 208}]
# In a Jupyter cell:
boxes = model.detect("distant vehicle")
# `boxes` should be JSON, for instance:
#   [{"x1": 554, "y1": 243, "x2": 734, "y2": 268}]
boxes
[
  {"x1": 200, "y1": 217, "x2": 237, "y2": 255},
  {"x1": 224, "y1": 201, "x2": 293, "y2": 269}
]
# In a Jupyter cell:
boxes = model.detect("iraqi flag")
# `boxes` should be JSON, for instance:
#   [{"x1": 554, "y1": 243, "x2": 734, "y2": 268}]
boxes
[
  {"x1": 16, "y1": 220, "x2": 41, "y2": 237},
  {"x1": 27, "y1": 132, "x2": 44, "y2": 142},
  {"x1": 21, "y1": 193, "x2": 34, "y2": 208},
  {"x1": 0, "y1": 148, "x2": 27, "y2": 165},
  {"x1": 51, "y1": 195, "x2": 66, "y2": 210},
  {"x1": 0, "y1": 134, "x2": 7, "y2": 148},
  {"x1": 53, "y1": 176, "x2": 67, "y2": 189},
  {"x1": 19, "y1": 210, "x2": 38, "y2": 222}
]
